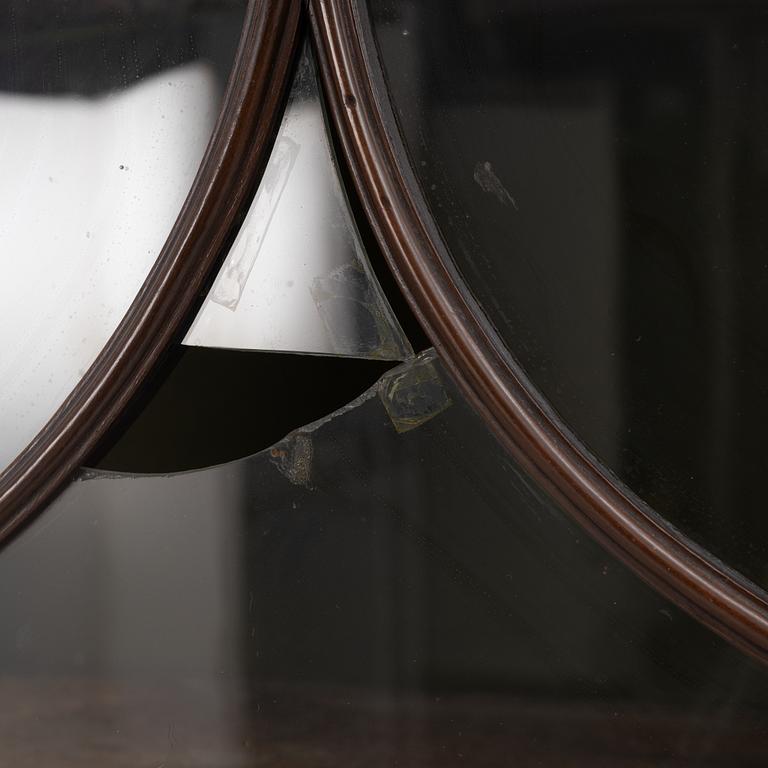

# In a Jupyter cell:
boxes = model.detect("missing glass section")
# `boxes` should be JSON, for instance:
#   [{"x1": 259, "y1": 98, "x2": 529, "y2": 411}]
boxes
[{"x1": 89, "y1": 347, "x2": 396, "y2": 474}]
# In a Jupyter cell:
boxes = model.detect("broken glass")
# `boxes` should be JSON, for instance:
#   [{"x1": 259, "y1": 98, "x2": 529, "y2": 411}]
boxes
[
  {"x1": 184, "y1": 43, "x2": 413, "y2": 362},
  {"x1": 1, "y1": 351, "x2": 768, "y2": 764}
]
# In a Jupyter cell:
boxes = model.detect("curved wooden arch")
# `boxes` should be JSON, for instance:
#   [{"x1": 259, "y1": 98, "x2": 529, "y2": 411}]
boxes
[
  {"x1": 309, "y1": 0, "x2": 768, "y2": 664},
  {"x1": 0, "y1": 0, "x2": 303, "y2": 542}
]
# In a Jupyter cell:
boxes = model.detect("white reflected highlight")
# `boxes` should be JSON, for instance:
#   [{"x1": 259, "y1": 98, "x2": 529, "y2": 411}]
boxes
[
  {"x1": 0, "y1": 63, "x2": 219, "y2": 471},
  {"x1": 184, "y1": 49, "x2": 412, "y2": 361}
]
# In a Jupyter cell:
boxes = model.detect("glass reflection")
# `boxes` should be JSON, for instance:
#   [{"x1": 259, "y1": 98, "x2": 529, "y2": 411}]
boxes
[
  {"x1": 0, "y1": 1, "x2": 246, "y2": 473},
  {"x1": 185, "y1": 44, "x2": 412, "y2": 361},
  {"x1": 2, "y1": 351, "x2": 768, "y2": 764},
  {"x1": 368, "y1": 0, "x2": 768, "y2": 589}
]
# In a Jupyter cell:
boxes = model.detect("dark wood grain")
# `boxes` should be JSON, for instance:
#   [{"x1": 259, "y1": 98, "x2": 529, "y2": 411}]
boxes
[
  {"x1": 308, "y1": 0, "x2": 768, "y2": 664},
  {"x1": 0, "y1": 0, "x2": 303, "y2": 542},
  {"x1": 1, "y1": 679, "x2": 765, "y2": 766}
]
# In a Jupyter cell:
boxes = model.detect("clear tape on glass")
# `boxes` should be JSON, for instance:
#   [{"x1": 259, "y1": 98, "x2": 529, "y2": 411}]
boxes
[{"x1": 184, "y1": 45, "x2": 413, "y2": 361}]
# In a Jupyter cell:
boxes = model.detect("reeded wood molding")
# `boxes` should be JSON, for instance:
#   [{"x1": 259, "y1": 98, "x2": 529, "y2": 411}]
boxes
[
  {"x1": 309, "y1": 0, "x2": 768, "y2": 664},
  {"x1": 0, "y1": 0, "x2": 303, "y2": 543}
]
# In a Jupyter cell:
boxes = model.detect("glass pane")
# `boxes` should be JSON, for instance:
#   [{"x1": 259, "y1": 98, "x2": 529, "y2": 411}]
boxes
[
  {"x1": 0, "y1": 1, "x2": 247, "y2": 473},
  {"x1": 184, "y1": 43, "x2": 413, "y2": 361},
  {"x1": 367, "y1": 0, "x2": 768, "y2": 588},
  {"x1": 3, "y1": 351, "x2": 768, "y2": 764}
]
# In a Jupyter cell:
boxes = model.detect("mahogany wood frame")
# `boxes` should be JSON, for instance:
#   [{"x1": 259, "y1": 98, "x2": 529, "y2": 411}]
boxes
[
  {"x1": 3, "y1": 0, "x2": 768, "y2": 666},
  {"x1": 309, "y1": 0, "x2": 768, "y2": 664},
  {"x1": 0, "y1": 0, "x2": 303, "y2": 542}
]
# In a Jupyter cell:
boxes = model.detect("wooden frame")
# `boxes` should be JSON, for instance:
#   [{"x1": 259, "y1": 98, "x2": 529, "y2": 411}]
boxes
[{"x1": 4, "y1": 0, "x2": 768, "y2": 666}]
